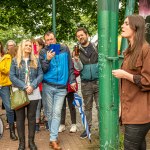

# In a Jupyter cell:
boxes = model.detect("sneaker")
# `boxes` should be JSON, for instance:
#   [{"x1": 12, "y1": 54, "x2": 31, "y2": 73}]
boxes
[
  {"x1": 70, "y1": 124, "x2": 77, "y2": 133},
  {"x1": 80, "y1": 130, "x2": 87, "y2": 139},
  {"x1": 45, "y1": 121, "x2": 49, "y2": 130},
  {"x1": 58, "y1": 124, "x2": 66, "y2": 133},
  {"x1": 5, "y1": 123, "x2": 9, "y2": 130},
  {"x1": 35, "y1": 123, "x2": 40, "y2": 132},
  {"x1": 14, "y1": 122, "x2": 17, "y2": 128}
]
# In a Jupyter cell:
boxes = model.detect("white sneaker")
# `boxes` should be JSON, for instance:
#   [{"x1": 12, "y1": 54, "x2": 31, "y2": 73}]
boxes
[
  {"x1": 58, "y1": 124, "x2": 66, "y2": 133},
  {"x1": 70, "y1": 124, "x2": 77, "y2": 133}
]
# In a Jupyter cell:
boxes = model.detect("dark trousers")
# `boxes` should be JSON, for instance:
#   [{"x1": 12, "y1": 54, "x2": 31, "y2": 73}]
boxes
[
  {"x1": 15, "y1": 100, "x2": 39, "y2": 139},
  {"x1": 81, "y1": 80, "x2": 99, "y2": 127},
  {"x1": 124, "y1": 123, "x2": 150, "y2": 150},
  {"x1": 60, "y1": 92, "x2": 76, "y2": 124}
]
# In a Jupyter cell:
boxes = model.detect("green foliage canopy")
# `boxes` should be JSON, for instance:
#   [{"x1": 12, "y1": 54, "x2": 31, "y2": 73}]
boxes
[{"x1": 0, "y1": 0, "x2": 138, "y2": 44}]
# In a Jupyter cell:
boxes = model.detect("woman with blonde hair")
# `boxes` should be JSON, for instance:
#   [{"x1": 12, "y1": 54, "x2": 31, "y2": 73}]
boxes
[{"x1": 10, "y1": 39, "x2": 43, "y2": 150}]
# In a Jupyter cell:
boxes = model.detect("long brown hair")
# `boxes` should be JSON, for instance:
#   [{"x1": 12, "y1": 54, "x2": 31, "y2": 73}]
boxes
[
  {"x1": 126, "y1": 15, "x2": 146, "y2": 69},
  {"x1": 36, "y1": 38, "x2": 45, "y2": 49}
]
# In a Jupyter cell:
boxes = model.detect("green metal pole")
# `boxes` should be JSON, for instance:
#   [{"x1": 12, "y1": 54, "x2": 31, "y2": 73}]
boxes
[
  {"x1": 109, "y1": 0, "x2": 119, "y2": 149},
  {"x1": 120, "y1": 0, "x2": 136, "y2": 54},
  {"x1": 52, "y1": 0, "x2": 56, "y2": 35},
  {"x1": 97, "y1": 0, "x2": 119, "y2": 149}
]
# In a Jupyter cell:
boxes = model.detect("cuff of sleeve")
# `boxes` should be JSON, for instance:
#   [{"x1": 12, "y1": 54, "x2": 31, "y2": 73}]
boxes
[
  {"x1": 30, "y1": 83, "x2": 36, "y2": 89},
  {"x1": 70, "y1": 81, "x2": 75, "y2": 84},
  {"x1": 133, "y1": 75, "x2": 142, "y2": 88},
  {"x1": 23, "y1": 85, "x2": 27, "y2": 90},
  {"x1": 44, "y1": 56, "x2": 51, "y2": 62}
]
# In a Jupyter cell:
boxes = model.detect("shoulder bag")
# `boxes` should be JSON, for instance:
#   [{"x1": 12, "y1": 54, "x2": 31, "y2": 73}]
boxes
[{"x1": 10, "y1": 66, "x2": 30, "y2": 110}]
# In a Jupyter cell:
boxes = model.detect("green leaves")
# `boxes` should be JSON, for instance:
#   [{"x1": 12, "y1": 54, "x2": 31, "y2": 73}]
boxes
[{"x1": 0, "y1": 0, "x2": 138, "y2": 43}]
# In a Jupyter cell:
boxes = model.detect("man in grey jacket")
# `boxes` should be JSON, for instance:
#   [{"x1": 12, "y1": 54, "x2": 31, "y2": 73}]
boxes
[{"x1": 73, "y1": 27, "x2": 99, "y2": 139}]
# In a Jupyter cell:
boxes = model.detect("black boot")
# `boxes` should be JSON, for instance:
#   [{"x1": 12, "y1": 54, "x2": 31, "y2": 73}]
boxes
[
  {"x1": 18, "y1": 137, "x2": 25, "y2": 150},
  {"x1": 28, "y1": 118, "x2": 37, "y2": 150},
  {"x1": 28, "y1": 137, "x2": 37, "y2": 150},
  {"x1": 9, "y1": 123, "x2": 18, "y2": 141},
  {"x1": 16, "y1": 118, "x2": 26, "y2": 150}
]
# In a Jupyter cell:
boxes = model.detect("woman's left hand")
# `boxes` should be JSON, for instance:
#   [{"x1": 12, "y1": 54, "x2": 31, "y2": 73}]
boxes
[
  {"x1": 112, "y1": 69, "x2": 127, "y2": 79},
  {"x1": 112, "y1": 69, "x2": 134, "y2": 82},
  {"x1": 26, "y1": 86, "x2": 34, "y2": 95}
]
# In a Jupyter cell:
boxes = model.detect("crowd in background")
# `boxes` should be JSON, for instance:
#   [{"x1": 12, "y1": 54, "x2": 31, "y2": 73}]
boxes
[
  {"x1": 0, "y1": 27, "x2": 99, "y2": 150},
  {"x1": 1, "y1": 14, "x2": 150, "y2": 150}
]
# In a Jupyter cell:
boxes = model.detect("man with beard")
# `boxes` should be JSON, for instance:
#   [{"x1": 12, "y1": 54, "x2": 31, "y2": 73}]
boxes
[
  {"x1": 73, "y1": 27, "x2": 99, "y2": 139},
  {"x1": 40, "y1": 31, "x2": 76, "y2": 149}
]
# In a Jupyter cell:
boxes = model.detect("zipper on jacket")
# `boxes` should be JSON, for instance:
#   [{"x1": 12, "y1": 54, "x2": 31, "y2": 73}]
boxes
[
  {"x1": 55, "y1": 57, "x2": 58, "y2": 82},
  {"x1": 89, "y1": 58, "x2": 92, "y2": 80}
]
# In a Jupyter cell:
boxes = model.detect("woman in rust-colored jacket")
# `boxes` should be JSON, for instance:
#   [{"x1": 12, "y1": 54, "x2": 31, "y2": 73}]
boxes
[{"x1": 112, "y1": 15, "x2": 150, "y2": 150}]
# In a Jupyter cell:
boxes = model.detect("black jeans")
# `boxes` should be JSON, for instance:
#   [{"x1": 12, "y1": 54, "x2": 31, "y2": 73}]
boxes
[
  {"x1": 124, "y1": 123, "x2": 150, "y2": 150},
  {"x1": 15, "y1": 100, "x2": 39, "y2": 139},
  {"x1": 60, "y1": 92, "x2": 76, "y2": 124}
]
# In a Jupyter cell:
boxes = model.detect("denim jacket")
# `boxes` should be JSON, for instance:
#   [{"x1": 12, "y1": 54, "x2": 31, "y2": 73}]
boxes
[{"x1": 10, "y1": 58, "x2": 43, "y2": 90}]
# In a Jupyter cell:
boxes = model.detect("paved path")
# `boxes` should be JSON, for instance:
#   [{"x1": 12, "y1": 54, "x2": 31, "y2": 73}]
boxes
[
  {"x1": 0, "y1": 77, "x2": 150, "y2": 150},
  {"x1": 1, "y1": 103, "x2": 150, "y2": 150},
  {"x1": 0, "y1": 103, "x2": 99, "y2": 150}
]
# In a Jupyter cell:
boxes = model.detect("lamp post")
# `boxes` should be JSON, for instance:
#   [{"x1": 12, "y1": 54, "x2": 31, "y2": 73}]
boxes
[
  {"x1": 97, "y1": 0, "x2": 119, "y2": 149},
  {"x1": 52, "y1": 0, "x2": 56, "y2": 35}
]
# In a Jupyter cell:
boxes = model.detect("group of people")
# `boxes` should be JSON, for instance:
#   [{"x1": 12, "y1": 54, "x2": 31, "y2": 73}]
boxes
[
  {"x1": 0, "y1": 14, "x2": 150, "y2": 150},
  {"x1": 0, "y1": 27, "x2": 99, "y2": 150},
  {"x1": 38, "y1": 29, "x2": 99, "y2": 149}
]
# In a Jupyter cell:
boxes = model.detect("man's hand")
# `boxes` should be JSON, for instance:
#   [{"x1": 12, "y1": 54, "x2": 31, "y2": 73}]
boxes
[
  {"x1": 72, "y1": 50, "x2": 80, "y2": 62},
  {"x1": 70, "y1": 83, "x2": 77, "y2": 92},
  {"x1": 47, "y1": 50, "x2": 55, "y2": 60}
]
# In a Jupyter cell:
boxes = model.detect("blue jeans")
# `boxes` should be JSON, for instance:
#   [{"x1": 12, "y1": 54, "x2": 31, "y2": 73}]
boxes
[
  {"x1": 42, "y1": 83, "x2": 67, "y2": 141},
  {"x1": 0, "y1": 86, "x2": 15, "y2": 124}
]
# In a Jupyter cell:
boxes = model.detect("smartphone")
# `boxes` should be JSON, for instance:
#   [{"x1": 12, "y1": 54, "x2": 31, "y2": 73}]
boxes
[{"x1": 48, "y1": 44, "x2": 60, "y2": 55}]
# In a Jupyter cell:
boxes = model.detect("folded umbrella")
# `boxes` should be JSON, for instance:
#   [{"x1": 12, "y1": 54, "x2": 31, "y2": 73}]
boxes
[{"x1": 73, "y1": 93, "x2": 91, "y2": 142}]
